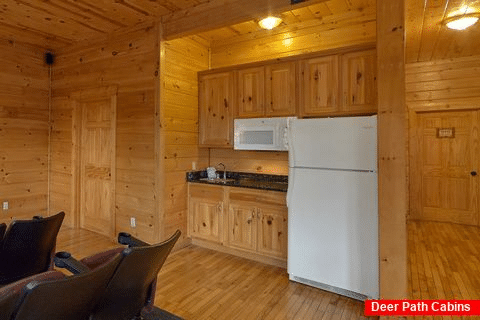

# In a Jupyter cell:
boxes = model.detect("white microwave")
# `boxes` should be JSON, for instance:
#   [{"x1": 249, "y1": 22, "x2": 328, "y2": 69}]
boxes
[{"x1": 234, "y1": 117, "x2": 296, "y2": 151}]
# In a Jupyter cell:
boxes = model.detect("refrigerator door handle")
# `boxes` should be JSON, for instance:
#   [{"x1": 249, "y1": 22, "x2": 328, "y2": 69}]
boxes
[{"x1": 286, "y1": 168, "x2": 295, "y2": 208}]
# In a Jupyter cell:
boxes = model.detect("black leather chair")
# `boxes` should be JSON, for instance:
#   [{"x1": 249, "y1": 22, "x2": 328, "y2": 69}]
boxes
[
  {"x1": 0, "y1": 223, "x2": 6, "y2": 240},
  {"x1": 0, "y1": 271, "x2": 64, "y2": 320},
  {"x1": 55, "y1": 230, "x2": 181, "y2": 320},
  {"x1": 0, "y1": 212, "x2": 65, "y2": 286},
  {"x1": 12, "y1": 252, "x2": 122, "y2": 320}
]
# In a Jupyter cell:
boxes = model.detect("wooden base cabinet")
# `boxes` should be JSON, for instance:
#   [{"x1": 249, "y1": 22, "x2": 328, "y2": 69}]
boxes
[
  {"x1": 188, "y1": 184, "x2": 225, "y2": 244},
  {"x1": 188, "y1": 183, "x2": 288, "y2": 267},
  {"x1": 228, "y1": 188, "x2": 288, "y2": 260}
]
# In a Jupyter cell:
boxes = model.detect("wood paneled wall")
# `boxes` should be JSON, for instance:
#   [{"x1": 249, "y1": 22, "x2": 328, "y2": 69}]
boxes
[
  {"x1": 406, "y1": 55, "x2": 480, "y2": 111},
  {"x1": 159, "y1": 36, "x2": 209, "y2": 243},
  {"x1": 50, "y1": 23, "x2": 158, "y2": 242},
  {"x1": 209, "y1": 150, "x2": 289, "y2": 175},
  {"x1": 0, "y1": 41, "x2": 49, "y2": 223},
  {"x1": 210, "y1": 5, "x2": 375, "y2": 69}
]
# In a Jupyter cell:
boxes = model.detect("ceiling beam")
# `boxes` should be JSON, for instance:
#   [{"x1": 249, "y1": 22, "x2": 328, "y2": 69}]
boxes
[{"x1": 161, "y1": 0, "x2": 329, "y2": 40}]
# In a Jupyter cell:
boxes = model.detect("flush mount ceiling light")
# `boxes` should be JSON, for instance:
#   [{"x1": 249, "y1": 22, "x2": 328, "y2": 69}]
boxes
[
  {"x1": 258, "y1": 16, "x2": 282, "y2": 30},
  {"x1": 444, "y1": 6, "x2": 480, "y2": 30}
]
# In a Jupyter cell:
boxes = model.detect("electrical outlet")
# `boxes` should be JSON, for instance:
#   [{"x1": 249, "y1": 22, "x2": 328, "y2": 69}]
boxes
[
  {"x1": 192, "y1": 161, "x2": 197, "y2": 170},
  {"x1": 2, "y1": 201, "x2": 8, "y2": 210},
  {"x1": 130, "y1": 217, "x2": 136, "y2": 228}
]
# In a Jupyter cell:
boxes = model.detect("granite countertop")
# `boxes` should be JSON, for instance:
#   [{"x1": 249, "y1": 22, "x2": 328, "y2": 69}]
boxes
[{"x1": 186, "y1": 170, "x2": 288, "y2": 192}]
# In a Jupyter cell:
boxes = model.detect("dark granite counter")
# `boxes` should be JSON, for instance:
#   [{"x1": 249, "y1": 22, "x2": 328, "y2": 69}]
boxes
[{"x1": 186, "y1": 170, "x2": 288, "y2": 192}]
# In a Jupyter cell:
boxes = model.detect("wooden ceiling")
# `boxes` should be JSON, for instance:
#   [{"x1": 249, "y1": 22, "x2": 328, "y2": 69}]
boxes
[
  {"x1": 0, "y1": 0, "x2": 479, "y2": 63},
  {"x1": 405, "y1": 0, "x2": 480, "y2": 63},
  {"x1": 0, "y1": 0, "x2": 210, "y2": 49}
]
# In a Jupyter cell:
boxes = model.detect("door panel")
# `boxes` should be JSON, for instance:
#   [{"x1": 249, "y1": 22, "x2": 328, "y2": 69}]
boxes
[
  {"x1": 189, "y1": 199, "x2": 223, "y2": 243},
  {"x1": 228, "y1": 203, "x2": 256, "y2": 252},
  {"x1": 78, "y1": 90, "x2": 116, "y2": 237},
  {"x1": 257, "y1": 207, "x2": 287, "y2": 259},
  {"x1": 415, "y1": 111, "x2": 478, "y2": 225}
]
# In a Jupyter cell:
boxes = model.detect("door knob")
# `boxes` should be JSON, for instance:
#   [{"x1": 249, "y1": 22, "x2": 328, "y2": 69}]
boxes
[{"x1": 471, "y1": 171, "x2": 477, "y2": 176}]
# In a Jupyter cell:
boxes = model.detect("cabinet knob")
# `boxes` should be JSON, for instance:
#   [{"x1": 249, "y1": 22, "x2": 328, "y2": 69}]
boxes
[{"x1": 471, "y1": 171, "x2": 477, "y2": 177}]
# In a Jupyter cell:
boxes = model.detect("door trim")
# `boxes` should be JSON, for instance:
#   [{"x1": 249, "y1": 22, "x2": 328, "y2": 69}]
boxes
[{"x1": 71, "y1": 86, "x2": 117, "y2": 236}]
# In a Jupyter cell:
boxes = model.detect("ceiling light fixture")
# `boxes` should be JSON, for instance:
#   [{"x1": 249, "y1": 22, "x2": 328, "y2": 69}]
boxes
[
  {"x1": 258, "y1": 16, "x2": 282, "y2": 30},
  {"x1": 444, "y1": 6, "x2": 480, "y2": 30}
]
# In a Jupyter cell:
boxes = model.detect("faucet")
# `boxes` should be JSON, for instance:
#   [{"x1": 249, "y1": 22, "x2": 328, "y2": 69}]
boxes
[{"x1": 215, "y1": 163, "x2": 226, "y2": 180}]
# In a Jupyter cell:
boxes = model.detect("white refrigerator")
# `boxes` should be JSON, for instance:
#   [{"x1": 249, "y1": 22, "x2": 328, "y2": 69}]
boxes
[{"x1": 287, "y1": 115, "x2": 378, "y2": 300}]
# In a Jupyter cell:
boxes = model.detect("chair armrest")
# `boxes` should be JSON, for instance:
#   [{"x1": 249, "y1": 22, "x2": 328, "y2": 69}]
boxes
[
  {"x1": 118, "y1": 232, "x2": 150, "y2": 247},
  {"x1": 54, "y1": 252, "x2": 91, "y2": 274}
]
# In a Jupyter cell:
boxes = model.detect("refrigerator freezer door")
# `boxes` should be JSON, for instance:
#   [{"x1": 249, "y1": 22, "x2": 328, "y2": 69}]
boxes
[
  {"x1": 287, "y1": 167, "x2": 379, "y2": 298},
  {"x1": 288, "y1": 116, "x2": 377, "y2": 171}
]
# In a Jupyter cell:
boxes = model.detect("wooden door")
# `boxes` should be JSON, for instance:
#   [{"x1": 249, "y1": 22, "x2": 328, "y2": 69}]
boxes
[
  {"x1": 265, "y1": 62, "x2": 296, "y2": 116},
  {"x1": 257, "y1": 206, "x2": 288, "y2": 259},
  {"x1": 198, "y1": 72, "x2": 234, "y2": 147},
  {"x1": 228, "y1": 203, "x2": 257, "y2": 252},
  {"x1": 78, "y1": 89, "x2": 116, "y2": 237},
  {"x1": 300, "y1": 55, "x2": 340, "y2": 116},
  {"x1": 237, "y1": 67, "x2": 265, "y2": 118},
  {"x1": 341, "y1": 50, "x2": 377, "y2": 114},
  {"x1": 412, "y1": 111, "x2": 479, "y2": 225}
]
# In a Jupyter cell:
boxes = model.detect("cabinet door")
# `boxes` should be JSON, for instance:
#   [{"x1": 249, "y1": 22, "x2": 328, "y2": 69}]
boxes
[
  {"x1": 341, "y1": 50, "x2": 377, "y2": 114},
  {"x1": 300, "y1": 55, "x2": 340, "y2": 116},
  {"x1": 237, "y1": 67, "x2": 265, "y2": 118},
  {"x1": 189, "y1": 198, "x2": 224, "y2": 243},
  {"x1": 265, "y1": 62, "x2": 296, "y2": 116},
  {"x1": 228, "y1": 203, "x2": 257, "y2": 252},
  {"x1": 257, "y1": 206, "x2": 288, "y2": 259},
  {"x1": 199, "y1": 72, "x2": 234, "y2": 147}
]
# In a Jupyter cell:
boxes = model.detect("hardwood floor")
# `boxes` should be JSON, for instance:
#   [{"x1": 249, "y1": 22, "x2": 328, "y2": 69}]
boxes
[
  {"x1": 408, "y1": 220, "x2": 480, "y2": 320},
  {"x1": 56, "y1": 228, "x2": 373, "y2": 320},
  {"x1": 53, "y1": 220, "x2": 480, "y2": 319}
]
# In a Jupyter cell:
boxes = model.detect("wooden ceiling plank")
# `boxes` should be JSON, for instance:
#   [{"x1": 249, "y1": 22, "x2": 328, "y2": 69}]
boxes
[
  {"x1": 124, "y1": 0, "x2": 175, "y2": 15},
  {"x1": 280, "y1": 11, "x2": 302, "y2": 25},
  {"x1": 417, "y1": 0, "x2": 449, "y2": 62},
  {"x1": 433, "y1": 0, "x2": 480, "y2": 60},
  {"x1": 228, "y1": 21, "x2": 260, "y2": 35},
  {"x1": 15, "y1": 0, "x2": 127, "y2": 30},
  {"x1": 325, "y1": 0, "x2": 350, "y2": 15},
  {"x1": 0, "y1": 21, "x2": 72, "y2": 50},
  {"x1": 405, "y1": 0, "x2": 427, "y2": 63},
  {"x1": 0, "y1": 0, "x2": 109, "y2": 43},
  {"x1": 307, "y1": 3, "x2": 334, "y2": 18},
  {"x1": 161, "y1": 0, "x2": 331, "y2": 40},
  {"x1": 289, "y1": 7, "x2": 317, "y2": 22},
  {"x1": 210, "y1": 4, "x2": 375, "y2": 49},
  {"x1": 66, "y1": 0, "x2": 151, "y2": 25}
]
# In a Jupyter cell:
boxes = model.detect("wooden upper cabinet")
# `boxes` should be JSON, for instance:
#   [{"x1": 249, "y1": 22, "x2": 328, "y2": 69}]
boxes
[
  {"x1": 237, "y1": 67, "x2": 265, "y2": 118},
  {"x1": 265, "y1": 62, "x2": 296, "y2": 117},
  {"x1": 199, "y1": 72, "x2": 234, "y2": 147},
  {"x1": 300, "y1": 55, "x2": 340, "y2": 117},
  {"x1": 341, "y1": 49, "x2": 377, "y2": 114}
]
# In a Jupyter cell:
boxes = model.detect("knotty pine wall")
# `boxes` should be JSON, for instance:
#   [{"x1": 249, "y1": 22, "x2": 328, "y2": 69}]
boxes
[
  {"x1": 159, "y1": 36, "x2": 209, "y2": 242},
  {"x1": 0, "y1": 41, "x2": 49, "y2": 223},
  {"x1": 50, "y1": 23, "x2": 158, "y2": 242},
  {"x1": 406, "y1": 55, "x2": 480, "y2": 111}
]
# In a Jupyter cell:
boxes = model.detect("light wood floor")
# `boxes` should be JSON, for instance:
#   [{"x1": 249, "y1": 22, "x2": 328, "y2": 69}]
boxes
[
  {"x1": 408, "y1": 220, "x2": 480, "y2": 320},
  {"x1": 56, "y1": 228, "x2": 374, "y2": 320}
]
